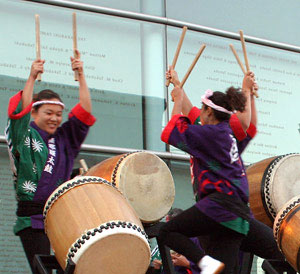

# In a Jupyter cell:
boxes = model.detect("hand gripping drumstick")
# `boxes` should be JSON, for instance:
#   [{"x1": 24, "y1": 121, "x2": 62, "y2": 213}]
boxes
[
  {"x1": 166, "y1": 26, "x2": 188, "y2": 87},
  {"x1": 73, "y1": 12, "x2": 79, "y2": 81},
  {"x1": 179, "y1": 44, "x2": 206, "y2": 88},
  {"x1": 239, "y1": 30, "x2": 258, "y2": 97},
  {"x1": 230, "y1": 43, "x2": 259, "y2": 98},
  {"x1": 35, "y1": 14, "x2": 41, "y2": 81}
]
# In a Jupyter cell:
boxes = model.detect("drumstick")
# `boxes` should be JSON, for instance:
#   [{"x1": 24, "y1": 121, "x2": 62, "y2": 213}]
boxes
[
  {"x1": 35, "y1": 14, "x2": 41, "y2": 81},
  {"x1": 229, "y1": 44, "x2": 246, "y2": 75},
  {"x1": 79, "y1": 167, "x2": 84, "y2": 175},
  {"x1": 79, "y1": 159, "x2": 89, "y2": 173},
  {"x1": 239, "y1": 30, "x2": 250, "y2": 72},
  {"x1": 229, "y1": 44, "x2": 259, "y2": 98},
  {"x1": 179, "y1": 44, "x2": 206, "y2": 88},
  {"x1": 239, "y1": 31, "x2": 259, "y2": 98},
  {"x1": 73, "y1": 12, "x2": 79, "y2": 81},
  {"x1": 166, "y1": 26, "x2": 188, "y2": 87}
]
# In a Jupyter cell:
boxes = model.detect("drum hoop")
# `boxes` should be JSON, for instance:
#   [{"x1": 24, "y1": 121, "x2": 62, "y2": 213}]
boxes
[
  {"x1": 273, "y1": 196, "x2": 300, "y2": 243},
  {"x1": 263, "y1": 153, "x2": 299, "y2": 219},
  {"x1": 67, "y1": 220, "x2": 150, "y2": 265},
  {"x1": 43, "y1": 176, "x2": 119, "y2": 219},
  {"x1": 111, "y1": 151, "x2": 141, "y2": 183}
]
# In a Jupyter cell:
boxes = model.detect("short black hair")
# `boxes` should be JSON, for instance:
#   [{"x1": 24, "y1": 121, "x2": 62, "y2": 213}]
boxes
[
  {"x1": 32, "y1": 89, "x2": 63, "y2": 110},
  {"x1": 203, "y1": 87, "x2": 246, "y2": 121}
]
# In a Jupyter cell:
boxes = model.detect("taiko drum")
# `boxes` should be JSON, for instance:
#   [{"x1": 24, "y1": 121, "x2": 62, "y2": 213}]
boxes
[
  {"x1": 273, "y1": 195, "x2": 300, "y2": 272},
  {"x1": 246, "y1": 153, "x2": 300, "y2": 227},
  {"x1": 85, "y1": 151, "x2": 175, "y2": 224},
  {"x1": 44, "y1": 176, "x2": 151, "y2": 274}
]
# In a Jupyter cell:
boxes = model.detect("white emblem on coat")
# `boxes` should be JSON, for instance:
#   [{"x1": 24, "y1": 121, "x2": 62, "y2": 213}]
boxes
[{"x1": 229, "y1": 134, "x2": 239, "y2": 163}]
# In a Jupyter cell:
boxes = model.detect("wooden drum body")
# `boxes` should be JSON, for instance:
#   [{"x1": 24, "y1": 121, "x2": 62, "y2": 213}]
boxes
[
  {"x1": 85, "y1": 151, "x2": 175, "y2": 224},
  {"x1": 44, "y1": 176, "x2": 150, "y2": 274},
  {"x1": 247, "y1": 154, "x2": 300, "y2": 227},
  {"x1": 273, "y1": 195, "x2": 300, "y2": 272}
]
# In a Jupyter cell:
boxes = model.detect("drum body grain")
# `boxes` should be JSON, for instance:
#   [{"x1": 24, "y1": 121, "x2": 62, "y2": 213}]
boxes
[{"x1": 44, "y1": 176, "x2": 150, "y2": 274}]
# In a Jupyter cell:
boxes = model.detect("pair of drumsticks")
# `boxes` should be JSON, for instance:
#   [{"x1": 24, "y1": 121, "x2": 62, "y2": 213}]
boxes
[
  {"x1": 166, "y1": 27, "x2": 259, "y2": 98},
  {"x1": 230, "y1": 31, "x2": 259, "y2": 97},
  {"x1": 165, "y1": 26, "x2": 206, "y2": 89},
  {"x1": 35, "y1": 13, "x2": 79, "y2": 82}
]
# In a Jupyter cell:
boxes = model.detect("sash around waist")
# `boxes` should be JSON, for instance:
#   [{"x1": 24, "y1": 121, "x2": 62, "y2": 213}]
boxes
[
  {"x1": 208, "y1": 192, "x2": 251, "y2": 221},
  {"x1": 16, "y1": 201, "x2": 45, "y2": 217}
]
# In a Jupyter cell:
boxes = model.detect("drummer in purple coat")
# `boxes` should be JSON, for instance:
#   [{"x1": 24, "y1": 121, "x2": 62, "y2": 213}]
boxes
[{"x1": 158, "y1": 67, "x2": 284, "y2": 274}]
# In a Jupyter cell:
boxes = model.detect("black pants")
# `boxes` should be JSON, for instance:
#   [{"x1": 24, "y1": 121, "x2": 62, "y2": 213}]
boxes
[
  {"x1": 18, "y1": 227, "x2": 51, "y2": 273},
  {"x1": 158, "y1": 206, "x2": 284, "y2": 274}
]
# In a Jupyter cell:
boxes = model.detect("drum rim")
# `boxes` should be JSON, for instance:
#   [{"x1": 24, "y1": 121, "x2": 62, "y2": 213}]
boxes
[
  {"x1": 43, "y1": 176, "x2": 118, "y2": 219},
  {"x1": 263, "y1": 153, "x2": 300, "y2": 220},
  {"x1": 67, "y1": 220, "x2": 150, "y2": 265},
  {"x1": 273, "y1": 195, "x2": 300, "y2": 243},
  {"x1": 111, "y1": 151, "x2": 140, "y2": 184}
]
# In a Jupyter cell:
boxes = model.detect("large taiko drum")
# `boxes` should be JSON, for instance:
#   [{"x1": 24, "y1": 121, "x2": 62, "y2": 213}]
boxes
[
  {"x1": 43, "y1": 176, "x2": 151, "y2": 274},
  {"x1": 85, "y1": 151, "x2": 175, "y2": 224},
  {"x1": 273, "y1": 195, "x2": 300, "y2": 272},
  {"x1": 246, "y1": 153, "x2": 300, "y2": 227}
]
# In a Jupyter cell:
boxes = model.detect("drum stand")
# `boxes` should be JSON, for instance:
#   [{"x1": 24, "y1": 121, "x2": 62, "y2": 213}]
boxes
[
  {"x1": 145, "y1": 222, "x2": 176, "y2": 274},
  {"x1": 33, "y1": 255, "x2": 74, "y2": 274},
  {"x1": 33, "y1": 222, "x2": 176, "y2": 274}
]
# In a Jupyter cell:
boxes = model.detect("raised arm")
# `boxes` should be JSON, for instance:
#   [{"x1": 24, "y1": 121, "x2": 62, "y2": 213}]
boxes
[
  {"x1": 171, "y1": 86, "x2": 184, "y2": 117},
  {"x1": 250, "y1": 82, "x2": 258, "y2": 127},
  {"x1": 71, "y1": 49, "x2": 92, "y2": 113},
  {"x1": 234, "y1": 71, "x2": 256, "y2": 131},
  {"x1": 22, "y1": 59, "x2": 45, "y2": 110},
  {"x1": 166, "y1": 66, "x2": 193, "y2": 116}
]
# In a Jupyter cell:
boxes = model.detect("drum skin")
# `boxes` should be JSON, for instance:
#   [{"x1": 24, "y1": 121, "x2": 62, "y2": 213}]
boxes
[
  {"x1": 85, "y1": 151, "x2": 175, "y2": 224},
  {"x1": 44, "y1": 176, "x2": 150, "y2": 273},
  {"x1": 247, "y1": 154, "x2": 300, "y2": 228},
  {"x1": 273, "y1": 196, "x2": 300, "y2": 272},
  {"x1": 246, "y1": 156, "x2": 277, "y2": 227}
]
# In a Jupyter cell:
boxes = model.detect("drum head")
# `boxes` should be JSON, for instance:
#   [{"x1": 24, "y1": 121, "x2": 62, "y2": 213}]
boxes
[
  {"x1": 115, "y1": 152, "x2": 175, "y2": 223},
  {"x1": 74, "y1": 231, "x2": 150, "y2": 274},
  {"x1": 267, "y1": 154, "x2": 300, "y2": 217}
]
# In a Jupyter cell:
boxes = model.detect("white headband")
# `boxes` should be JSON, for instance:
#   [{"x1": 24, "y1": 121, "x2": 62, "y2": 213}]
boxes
[
  {"x1": 32, "y1": 100, "x2": 65, "y2": 109},
  {"x1": 201, "y1": 89, "x2": 233, "y2": 115}
]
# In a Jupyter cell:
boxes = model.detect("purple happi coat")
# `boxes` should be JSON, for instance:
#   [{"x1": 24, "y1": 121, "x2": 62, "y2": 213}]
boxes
[{"x1": 161, "y1": 107, "x2": 256, "y2": 235}]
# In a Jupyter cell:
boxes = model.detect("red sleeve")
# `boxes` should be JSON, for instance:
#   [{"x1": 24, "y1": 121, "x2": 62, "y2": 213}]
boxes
[
  {"x1": 188, "y1": 106, "x2": 201, "y2": 124},
  {"x1": 229, "y1": 114, "x2": 246, "y2": 141},
  {"x1": 247, "y1": 123, "x2": 257, "y2": 138},
  {"x1": 68, "y1": 103, "x2": 96, "y2": 126},
  {"x1": 8, "y1": 90, "x2": 32, "y2": 119},
  {"x1": 161, "y1": 114, "x2": 184, "y2": 143}
]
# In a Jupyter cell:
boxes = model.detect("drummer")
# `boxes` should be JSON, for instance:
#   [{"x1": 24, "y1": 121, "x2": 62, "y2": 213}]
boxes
[
  {"x1": 158, "y1": 67, "x2": 284, "y2": 273},
  {"x1": 5, "y1": 50, "x2": 96, "y2": 272}
]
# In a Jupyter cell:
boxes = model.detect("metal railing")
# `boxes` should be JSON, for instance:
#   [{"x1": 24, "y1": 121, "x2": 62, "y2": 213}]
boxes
[
  {"x1": 11, "y1": 0, "x2": 300, "y2": 161},
  {"x1": 0, "y1": 136, "x2": 190, "y2": 161},
  {"x1": 22, "y1": 0, "x2": 300, "y2": 52}
]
